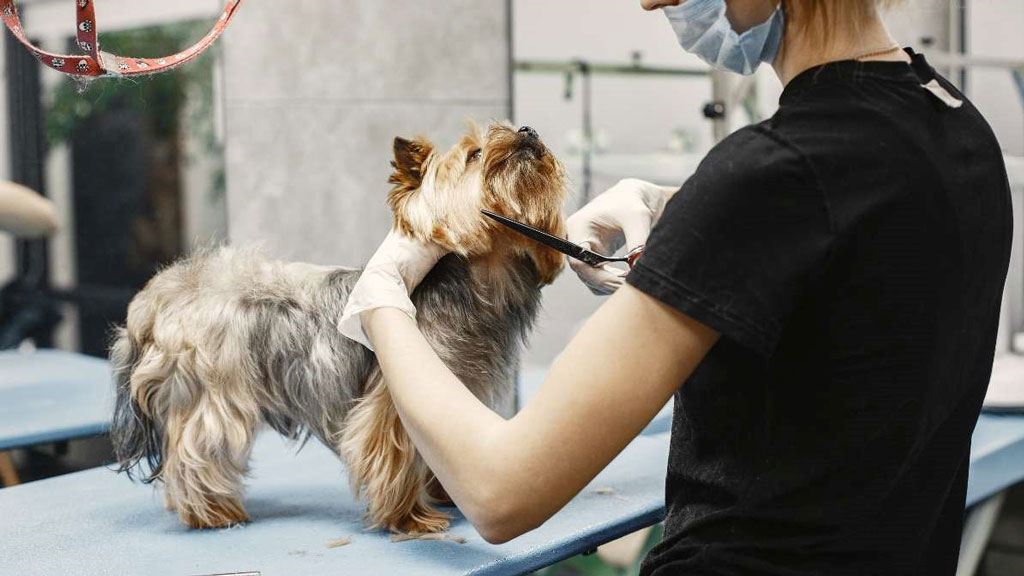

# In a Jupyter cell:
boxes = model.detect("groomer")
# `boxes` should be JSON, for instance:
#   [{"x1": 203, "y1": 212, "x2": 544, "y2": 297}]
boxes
[{"x1": 339, "y1": 0, "x2": 1013, "y2": 572}]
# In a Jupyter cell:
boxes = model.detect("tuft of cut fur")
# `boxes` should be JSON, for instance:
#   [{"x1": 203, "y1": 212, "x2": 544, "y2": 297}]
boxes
[{"x1": 111, "y1": 121, "x2": 567, "y2": 533}]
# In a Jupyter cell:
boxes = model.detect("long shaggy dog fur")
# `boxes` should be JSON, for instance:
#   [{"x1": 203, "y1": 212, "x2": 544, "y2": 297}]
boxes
[{"x1": 110, "y1": 122, "x2": 568, "y2": 533}]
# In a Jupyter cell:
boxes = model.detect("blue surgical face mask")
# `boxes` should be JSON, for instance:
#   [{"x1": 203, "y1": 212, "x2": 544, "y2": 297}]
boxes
[{"x1": 664, "y1": 0, "x2": 784, "y2": 76}]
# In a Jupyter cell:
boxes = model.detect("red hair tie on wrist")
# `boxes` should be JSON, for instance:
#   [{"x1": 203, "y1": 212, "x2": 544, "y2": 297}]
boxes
[{"x1": 1, "y1": 0, "x2": 243, "y2": 78}]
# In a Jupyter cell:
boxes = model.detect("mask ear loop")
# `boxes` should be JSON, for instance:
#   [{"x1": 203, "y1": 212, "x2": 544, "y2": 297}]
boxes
[{"x1": 1, "y1": 0, "x2": 243, "y2": 78}]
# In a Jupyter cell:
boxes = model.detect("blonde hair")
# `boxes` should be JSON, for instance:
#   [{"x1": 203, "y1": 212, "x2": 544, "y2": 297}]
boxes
[{"x1": 782, "y1": 0, "x2": 904, "y2": 47}]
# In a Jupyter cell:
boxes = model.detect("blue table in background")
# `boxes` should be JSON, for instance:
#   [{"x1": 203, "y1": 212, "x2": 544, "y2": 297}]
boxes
[
  {"x1": 967, "y1": 412, "x2": 1024, "y2": 506},
  {"x1": 0, "y1": 349, "x2": 112, "y2": 451}
]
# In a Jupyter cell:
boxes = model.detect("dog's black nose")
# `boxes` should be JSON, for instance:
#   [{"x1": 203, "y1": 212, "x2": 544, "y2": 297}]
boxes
[{"x1": 518, "y1": 126, "x2": 539, "y2": 139}]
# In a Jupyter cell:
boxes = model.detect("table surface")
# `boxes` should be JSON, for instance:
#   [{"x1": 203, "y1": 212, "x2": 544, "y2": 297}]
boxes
[
  {"x1": 1, "y1": 414, "x2": 1023, "y2": 576},
  {"x1": 0, "y1": 349, "x2": 112, "y2": 451},
  {"x1": 1, "y1": 353, "x2": 1024, "y2": 575},
  {"x1": 0, "y1": 430, "x2": 670, "y2": 576}
]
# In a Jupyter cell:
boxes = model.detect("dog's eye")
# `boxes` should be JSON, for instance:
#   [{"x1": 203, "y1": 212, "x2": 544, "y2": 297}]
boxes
[{"x1": 467, "y1": 149, "x2": 482, "y2": 164}]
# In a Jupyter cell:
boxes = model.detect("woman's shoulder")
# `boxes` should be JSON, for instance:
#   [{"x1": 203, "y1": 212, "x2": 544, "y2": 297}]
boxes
[{"x1": 695, "y1": 122, "x2": 819, "y2": 193}]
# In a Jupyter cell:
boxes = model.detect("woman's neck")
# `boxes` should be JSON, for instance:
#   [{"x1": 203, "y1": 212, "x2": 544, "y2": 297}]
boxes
[{"x1": 772, "y1": 10, "x2": 910, "y2": 86}]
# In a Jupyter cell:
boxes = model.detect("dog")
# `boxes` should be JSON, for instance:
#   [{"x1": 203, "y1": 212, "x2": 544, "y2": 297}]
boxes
[{"x1": 109, "y1": 121, "x2": 568, "y2": 534}]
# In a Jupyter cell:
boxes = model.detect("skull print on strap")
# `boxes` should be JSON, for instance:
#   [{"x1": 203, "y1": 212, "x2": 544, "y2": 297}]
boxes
[{"x1": 0, "y1": 0, "x2": 243, "y2": 78}]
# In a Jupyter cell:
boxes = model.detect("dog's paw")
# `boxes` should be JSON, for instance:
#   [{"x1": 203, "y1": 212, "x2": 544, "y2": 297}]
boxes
[
  {"x1": 179, "y1": 499, "x2": 251, "y2": 529},
  {"x1": 390, "y1": 506, "x2": 450, "y2": 535}
]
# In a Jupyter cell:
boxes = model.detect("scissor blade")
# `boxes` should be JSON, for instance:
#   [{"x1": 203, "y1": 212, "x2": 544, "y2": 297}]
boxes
[{"x1": 481, "y1": 210, "x2": 606, "y2": 267}]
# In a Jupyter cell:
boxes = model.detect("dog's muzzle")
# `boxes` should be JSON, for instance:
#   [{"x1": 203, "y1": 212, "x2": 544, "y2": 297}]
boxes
[
  {"x1": 515, "y1": 126, "x2": 545, "y2": 157},
  {"x1": 517, "y1": 126, "x2": 540, "y2": 139}
]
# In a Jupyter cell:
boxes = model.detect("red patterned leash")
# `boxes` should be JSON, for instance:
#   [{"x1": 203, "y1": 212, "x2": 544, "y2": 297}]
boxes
[{"x1": 1, "y1": 0, "x2": 243, "y2": 78}]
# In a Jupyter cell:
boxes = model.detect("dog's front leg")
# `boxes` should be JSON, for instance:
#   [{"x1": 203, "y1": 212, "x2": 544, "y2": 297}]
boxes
[{"x1": 338, "y1": 369, "x2": 450, "y2": 534}]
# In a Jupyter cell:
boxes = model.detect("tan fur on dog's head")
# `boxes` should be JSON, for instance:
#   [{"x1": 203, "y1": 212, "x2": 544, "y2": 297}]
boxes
[{"x1": 388, "y1": 121, "x2": 567, "y2": 285}]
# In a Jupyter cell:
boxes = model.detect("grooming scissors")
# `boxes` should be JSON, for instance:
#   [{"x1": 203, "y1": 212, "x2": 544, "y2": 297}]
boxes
[{"x1": 481, "y1": 210, "x2": 644, "y2": 269}]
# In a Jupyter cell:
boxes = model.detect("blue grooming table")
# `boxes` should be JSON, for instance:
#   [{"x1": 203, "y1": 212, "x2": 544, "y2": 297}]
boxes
[
  {"x1": 0, "y1": 412, "x2": 1022, "y2": 575},
  {"x1": 0, "y1": 349, "x2": 112, "y2": 451},
  {"x1": 0, "y1": 431, "x2": 669, "y2": 576}
]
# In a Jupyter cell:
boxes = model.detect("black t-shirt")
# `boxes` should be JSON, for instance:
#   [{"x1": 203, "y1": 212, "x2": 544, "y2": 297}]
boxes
[{"x1": 629, "y1": 49, "x2": 1013, "y2": 575}]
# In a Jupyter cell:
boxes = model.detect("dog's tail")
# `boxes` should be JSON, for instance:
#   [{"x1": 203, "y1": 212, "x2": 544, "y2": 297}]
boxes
[{"x1": 109, "y1": 324, "x2": 165, "y2": 483}]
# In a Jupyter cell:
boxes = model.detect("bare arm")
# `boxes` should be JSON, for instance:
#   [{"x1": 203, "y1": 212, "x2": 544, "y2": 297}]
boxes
[
  {"x1": 0, "y1": 181, "x2": 58, "y2": 237},
  {"x1": 363, "y1": 283, "x2": 718, "y2": 543}
]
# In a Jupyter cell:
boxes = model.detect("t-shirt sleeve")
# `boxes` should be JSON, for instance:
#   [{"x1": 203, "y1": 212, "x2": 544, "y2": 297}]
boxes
[{"x1": 626, "y1": 126, "x2": 832, "y2": 357}]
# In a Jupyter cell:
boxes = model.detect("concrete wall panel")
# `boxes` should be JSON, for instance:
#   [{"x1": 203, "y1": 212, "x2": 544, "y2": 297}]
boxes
[
  {"x1": 226, "y1": 101, "x2": 508, "y2": 264},
  {"x1": 223, "y1": 1, "x2": 510, "y2": 266}
]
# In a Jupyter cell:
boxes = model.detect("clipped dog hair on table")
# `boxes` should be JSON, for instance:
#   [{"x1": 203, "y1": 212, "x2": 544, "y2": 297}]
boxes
[{"x1": 109, "y1": 121, "x2": 568, "y2": 534}]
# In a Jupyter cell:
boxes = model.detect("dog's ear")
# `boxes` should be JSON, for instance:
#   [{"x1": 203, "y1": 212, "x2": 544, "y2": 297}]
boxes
[
  {"x1": 388, "y1": 136, "x2": 433, "y2": 196},
  {"x1": 388, "y1": 136, "x2": 434, "y2": 231}
]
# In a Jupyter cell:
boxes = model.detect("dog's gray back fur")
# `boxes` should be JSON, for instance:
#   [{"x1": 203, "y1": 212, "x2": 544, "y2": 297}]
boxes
[{"x1": 110, "y1": 247, "x2": 542, "y2": 480}]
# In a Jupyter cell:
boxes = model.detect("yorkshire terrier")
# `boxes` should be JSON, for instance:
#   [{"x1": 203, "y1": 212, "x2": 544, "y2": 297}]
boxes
[{"x1": 110, "y1": 122, "x2": 567, "y2": 534}]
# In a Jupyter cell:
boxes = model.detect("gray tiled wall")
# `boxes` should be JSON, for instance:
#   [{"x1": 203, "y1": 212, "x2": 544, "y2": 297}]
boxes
[{"x1": 222, "y1": 0, "x2": 510, "y2": 265}]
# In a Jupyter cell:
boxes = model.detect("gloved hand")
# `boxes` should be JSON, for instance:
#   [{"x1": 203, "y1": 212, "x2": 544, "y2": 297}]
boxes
[
  {"x1": 565, "y1": 178, "x2": 677, "y2": 295},
  {"x1": 338, "y1": 229, "x2": 448, "y2": 350}
]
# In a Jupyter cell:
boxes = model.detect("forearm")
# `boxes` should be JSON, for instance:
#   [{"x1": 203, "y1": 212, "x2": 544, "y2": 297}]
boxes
[
  {"x1": 363, "y1": 307, "x2": 608, "y2": 541},
  {"x1": 362, "y1": 286, "x2": 717, "y2": 543},
  {"x1": 364, "y1": 308, "x2": 653, "y2": 540}
]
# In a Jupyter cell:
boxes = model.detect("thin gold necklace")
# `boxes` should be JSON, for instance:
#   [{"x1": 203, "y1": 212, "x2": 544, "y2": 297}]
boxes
[{"x1": 853, "y1": 44, "x2": 903, "y2": 61}]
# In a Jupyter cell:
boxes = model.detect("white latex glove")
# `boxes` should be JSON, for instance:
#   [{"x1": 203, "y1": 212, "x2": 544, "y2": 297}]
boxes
[
  {"x1": 565, "y1": 178, "x2": 676, "y2": 295},
  {"x1": 338, "y1": 229, "x2": 448, "y2": 351}
]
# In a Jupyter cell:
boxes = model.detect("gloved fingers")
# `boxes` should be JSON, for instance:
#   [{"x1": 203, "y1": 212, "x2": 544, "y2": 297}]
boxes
[
  {"x1": 339, "y1": 228, "x2": 445, "y2": 350},
  {"x1": 376, "y1": 229, "x2": 449, "y2": 293},
  {"x1": 338, "y1": 266, "x2": 420, "y2": 350},
  {"x1": 569, "y1": 231, "x2": 623, "y2": 262},
  {"x1": 594, "y1": 229, "x2": 627, "y2": 256},
  {"x1": 569, "y1": 259, "x2": 627, "y2": 295},
  {"x1": 620, "y1": 213, "x2": 654, "y2": 258},
  {"x1": 566, "y1": 213, "x2": 625, "y2": 257},
  {"x1": 565, "y1": 177, "x2": 673, "y2": 292}
]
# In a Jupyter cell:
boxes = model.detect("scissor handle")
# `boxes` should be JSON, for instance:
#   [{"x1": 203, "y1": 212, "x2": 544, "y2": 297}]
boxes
[
  {"x1": 596, "y1": 245, "x2": 644, "y2": 268},
  {"x1": 625, "y1": 245, "x2": 644, "y2": 268}
]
